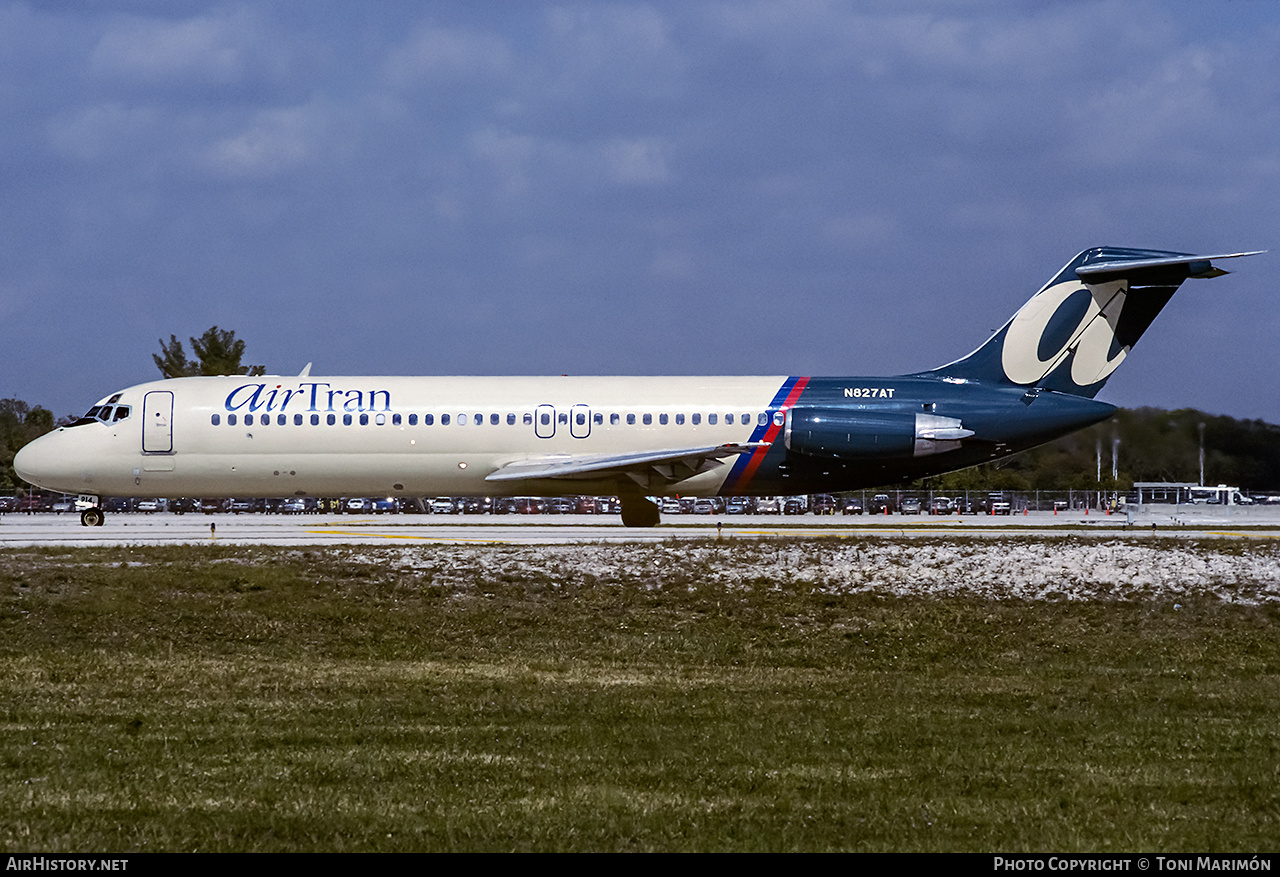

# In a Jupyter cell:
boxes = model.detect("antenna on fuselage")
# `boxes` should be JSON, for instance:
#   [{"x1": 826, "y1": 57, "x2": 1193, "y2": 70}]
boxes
[{"x1": 299, "y1": 362, "x2": 312, "y2": 377}]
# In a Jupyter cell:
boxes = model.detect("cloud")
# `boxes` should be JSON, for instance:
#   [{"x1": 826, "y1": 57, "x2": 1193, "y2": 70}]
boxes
[
  {"x1": 90, "y1": 7, "x2": 264, "y2": 87},
  {"x1": 201, "y1": 103, "x2": 325, "y2": 178},
  {"x1": 382, "y1": 20, "x2": 513, "y2": 87}
]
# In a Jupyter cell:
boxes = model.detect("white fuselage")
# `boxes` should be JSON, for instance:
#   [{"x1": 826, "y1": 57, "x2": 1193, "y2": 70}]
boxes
[{"x1": 17, "y1": 374, "x2": 793, "y2": 500}]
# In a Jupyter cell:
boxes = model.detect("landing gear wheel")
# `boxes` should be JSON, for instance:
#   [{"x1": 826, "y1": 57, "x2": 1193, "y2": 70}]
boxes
[
  {"x1": 81, "y1": 507, "x2": 105, "y2": 527},
  {"x1": 619, "y1": 496, "x2": 661, "y2": 528}
]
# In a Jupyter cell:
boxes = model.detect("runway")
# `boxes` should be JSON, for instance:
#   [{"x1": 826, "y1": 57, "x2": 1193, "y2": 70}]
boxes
[{"x1": 4, "y1": 511, "x2": 1280, "y2": 547}]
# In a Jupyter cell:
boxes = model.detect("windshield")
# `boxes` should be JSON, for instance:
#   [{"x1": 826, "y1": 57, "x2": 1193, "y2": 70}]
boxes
[{"x1": 68, "y1": 393, "x2": 131, "y2": 427}]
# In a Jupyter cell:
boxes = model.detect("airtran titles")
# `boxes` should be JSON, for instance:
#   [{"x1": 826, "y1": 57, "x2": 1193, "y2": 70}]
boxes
[{"x1": 224, "y1": 382, "x2": 392, "y2": 413}]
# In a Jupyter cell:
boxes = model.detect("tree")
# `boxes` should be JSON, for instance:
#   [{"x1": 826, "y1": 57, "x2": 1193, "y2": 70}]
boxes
[
  {"x1": 154, "y1": 327, "x2": 265, "y2": 378},
  {"x1": 153, "y1": 335, "x2": 197, "y2": 378},
  {"x1": 1, "y1": 398, "x2": 55, "y2": 490}
]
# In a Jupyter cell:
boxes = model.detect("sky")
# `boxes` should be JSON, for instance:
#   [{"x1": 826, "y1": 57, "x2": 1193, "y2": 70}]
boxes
[{"x1": 2, "y1": 0, "x2": 1277, "y2": 423}]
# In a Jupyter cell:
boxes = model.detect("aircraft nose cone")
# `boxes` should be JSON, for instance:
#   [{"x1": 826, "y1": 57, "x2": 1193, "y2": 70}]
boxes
[{"x1": 13, "y1": 432, "x2": 68, "y2": 491}]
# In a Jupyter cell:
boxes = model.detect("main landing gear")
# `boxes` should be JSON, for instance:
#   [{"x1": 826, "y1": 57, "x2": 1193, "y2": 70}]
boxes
[{"x1": 619, "y1": 495, "x2": 660, "y2": 528}]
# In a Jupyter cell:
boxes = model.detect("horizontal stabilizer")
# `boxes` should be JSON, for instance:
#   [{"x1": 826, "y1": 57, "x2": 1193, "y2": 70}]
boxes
[{"x1": 1075, "y1": 250, "x2": 1264, "y2": 281}]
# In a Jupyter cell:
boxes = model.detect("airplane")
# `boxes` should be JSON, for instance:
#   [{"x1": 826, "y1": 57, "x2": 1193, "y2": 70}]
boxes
[{"x1": 14, "y1": 246, "x2": 1261, "y2": 528}]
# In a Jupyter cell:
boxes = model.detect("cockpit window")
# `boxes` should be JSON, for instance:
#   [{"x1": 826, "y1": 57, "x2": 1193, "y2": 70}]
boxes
[{"x1": 68, "y1": 395, "x2": 131, "y2": 428}]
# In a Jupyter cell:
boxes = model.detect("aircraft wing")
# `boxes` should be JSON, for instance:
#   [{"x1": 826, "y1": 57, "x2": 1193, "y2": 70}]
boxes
[{"x1": 484, "y1": 442, "x2": 769, "y2": 490}]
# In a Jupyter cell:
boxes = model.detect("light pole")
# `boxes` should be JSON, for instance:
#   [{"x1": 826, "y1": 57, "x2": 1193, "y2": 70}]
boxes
[{"x1": 1198, "y1": 422, "x2": 1206, "y2": 486}]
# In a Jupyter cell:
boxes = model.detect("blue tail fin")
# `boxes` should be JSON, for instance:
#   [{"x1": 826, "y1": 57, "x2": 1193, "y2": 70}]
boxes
[{"x1": 924, "y1": 247, "x2": 1261, "y2": 398}]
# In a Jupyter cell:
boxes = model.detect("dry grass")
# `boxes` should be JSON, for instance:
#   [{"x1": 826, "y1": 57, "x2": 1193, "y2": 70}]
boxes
[{"x1": 2, "y1": 540, "x2": 1278, "y2": 851}]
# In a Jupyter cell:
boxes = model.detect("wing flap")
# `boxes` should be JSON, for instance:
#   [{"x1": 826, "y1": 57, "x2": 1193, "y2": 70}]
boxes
[{"x1": 485, "y1": 442, "x2": 769, "y2": 488}]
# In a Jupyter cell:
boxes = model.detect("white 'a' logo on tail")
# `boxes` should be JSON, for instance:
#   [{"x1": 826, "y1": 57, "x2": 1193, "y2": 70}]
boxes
[{"x1": 1000, "y1": 280, "x2": 1129, "y2": 389}]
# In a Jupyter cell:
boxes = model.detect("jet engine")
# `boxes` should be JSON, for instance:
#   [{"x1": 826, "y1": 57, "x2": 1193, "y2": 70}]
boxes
[{"x1": 784, "y1": 408, "x2": 974, "y2": 459}]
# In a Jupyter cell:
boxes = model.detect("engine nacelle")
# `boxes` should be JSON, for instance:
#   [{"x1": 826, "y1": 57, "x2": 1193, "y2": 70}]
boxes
[{"x1": 785, "y1": 408, "x2": 974, "y2": 459}]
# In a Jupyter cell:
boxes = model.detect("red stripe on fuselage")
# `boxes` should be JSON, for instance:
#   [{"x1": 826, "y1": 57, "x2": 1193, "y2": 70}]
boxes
[{"x1": 732, "y1": 376, "x2": 810, "y2": 491}]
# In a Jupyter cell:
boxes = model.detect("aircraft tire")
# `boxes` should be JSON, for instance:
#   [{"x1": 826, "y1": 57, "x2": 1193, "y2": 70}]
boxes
[
  {"x1": 619, "y1": 496, "x2": 660, "y2": 528},
  {"x1": 81, "y1": 508, "x2": 105, "y2": 527}
]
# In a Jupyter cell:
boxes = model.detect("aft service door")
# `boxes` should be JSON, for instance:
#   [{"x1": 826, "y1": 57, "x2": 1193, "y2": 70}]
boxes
[{"x1": 142, "y1": 391, "x2": 174, "y2": 454}]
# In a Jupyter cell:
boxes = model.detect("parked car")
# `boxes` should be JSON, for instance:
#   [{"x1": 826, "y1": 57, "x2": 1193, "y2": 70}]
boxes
[
  {"x1": 841, "y1": 497, "x2": 864, "y2": 515},
  {"x1": 929, "y1": 497, "x2": 953, "y2": 515},
  {"x1": 693, "y1": 498, "x2": 717, "y2": 514},
  {"x1": 755, "y1": 497, "x2": 781, "y2": 515},
  {"x1": 430, "y1": 497, "x2": 456, "y2": 514},
  {"x1": 869, "y1": 494, "x2": 893, "y2": 515},
  {"x1": 18, "y1": 494, "x2": 48, "y2": 513},
  {"x1": 345, "y1": 497, "x2": 371, "y2": 514},
  {"x1": 136, "y1": 499, "x2": 161, "y2": 514},
  {"x1": 783, "y1": 497, "x2": 807, "y2": 515},
  {"x1": 811, "y1": 494, "x2": 836, "y2": 515}
]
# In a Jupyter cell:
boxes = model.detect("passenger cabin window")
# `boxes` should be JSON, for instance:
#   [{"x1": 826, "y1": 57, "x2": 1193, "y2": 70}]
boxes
[{"x1": 211, "y1": 414, "x2": 221, "y2": 426}]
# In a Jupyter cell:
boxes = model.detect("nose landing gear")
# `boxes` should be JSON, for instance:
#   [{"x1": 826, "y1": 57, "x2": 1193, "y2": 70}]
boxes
[{"x1": 80, "y1": 507, "x2": 105, "y2": 527}]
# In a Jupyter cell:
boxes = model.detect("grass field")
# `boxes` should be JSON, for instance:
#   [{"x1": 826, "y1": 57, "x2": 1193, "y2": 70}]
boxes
[{"x1": 2, "y1": 539, "x2": 1279, "y2": 852}]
